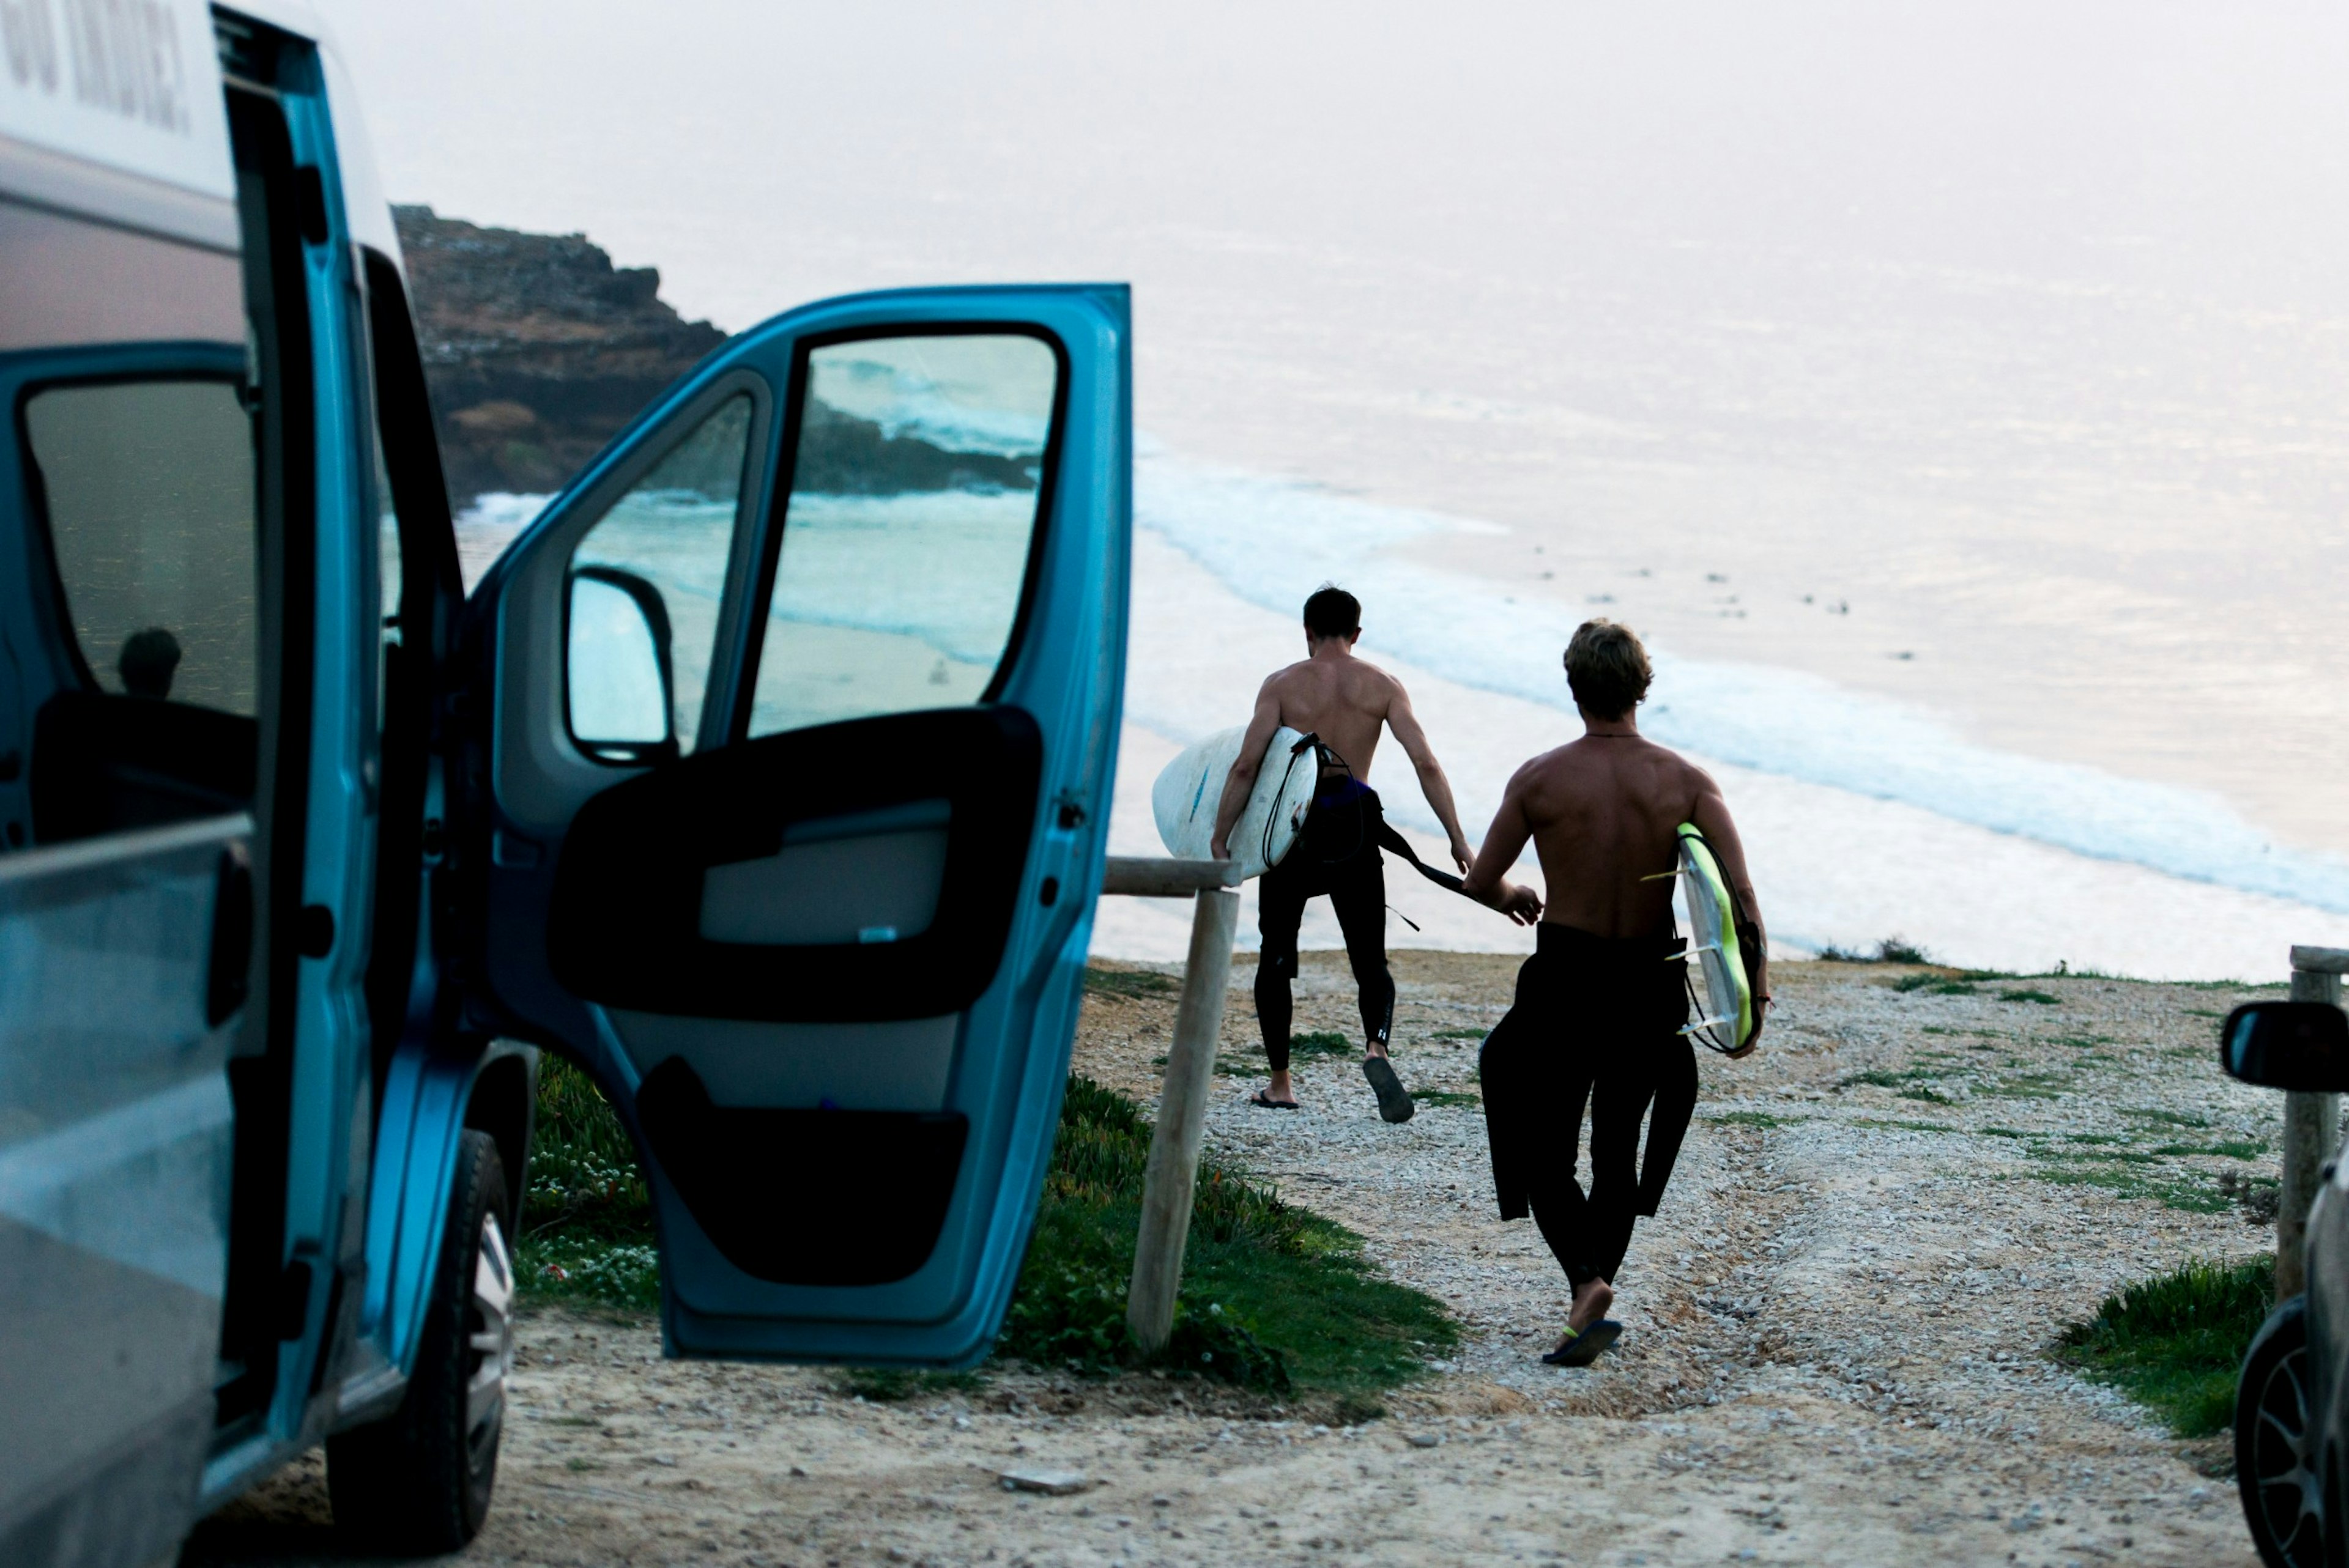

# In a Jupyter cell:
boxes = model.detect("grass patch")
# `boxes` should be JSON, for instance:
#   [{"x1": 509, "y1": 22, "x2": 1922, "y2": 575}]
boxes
[
  {"x1": 2152, "y1": 1141, "x2": 2268, "y2": 1161},
  {"x1": 1707, "y1": 1110, "x2": 1794, "y2": 1129},
  {"x1": 1428, "y1": 1027, "x2": 1487, "y2": 1041},
  {"x1": 1816, "y1": 937, "x2": 1932, "y2": 964},
  {"x1": 1412, "y1": 1089, "x2": 1481, "y2": 1109},
  {"x1": 829, "y1": 1367, "x2": 987, "y2": 1402},
  {"x1": 1852, "y1": 1117, "x2": 1959, "y2": 1134},
  {"x1": 1898, "y1": 1086, "x2": 1959, "y2": 1104},
  {"x1": 2000, "y1": 988, "x2": 2063, "y2": 1006},
  {"x1": 1984, "y1": 1071, "x2": 2073, "y2": 1100},
  {"x1": 514, "y1": 1065, "x2": 1455, "y2": 1396},
  {"x1": 1003, "y1": 1076, "x2": 1456, "y2": 1392},
  {"x1": 1837, "y1": 1068, "x2": 1948, "y2": 1090},
  {"x1": 517, "y1": 1057, "x2": 661, "y2": 1314},
  {"x1": 2028, "y1": 1161, "x2": 2230, "y2": 1213},
  {"x1": 1085, "y1": 966, "x2": 1180, "y2": 1000},
  {"x1": 2057, "y1": 1257, "x2": 2274, "y2": 1437},
  {"x1": 1890, "y1": 973, "x2": 1978, "y2": 996},
  {"x1": 1287, "y1": 1030, "x2": 1357, "y2": 1060},
  {"x1": 2124, "y1": 1108, "x2": 2211, "y2": 1130}
]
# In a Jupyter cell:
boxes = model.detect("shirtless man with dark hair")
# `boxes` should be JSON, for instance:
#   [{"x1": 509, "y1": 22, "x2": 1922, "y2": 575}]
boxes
[
  {"x1": 1461, "y1": 619, "x2": 1768, "y2": 1366},
  {"x1": 1210, "y1": 586, "x2": 1510, "y2": 1121}
]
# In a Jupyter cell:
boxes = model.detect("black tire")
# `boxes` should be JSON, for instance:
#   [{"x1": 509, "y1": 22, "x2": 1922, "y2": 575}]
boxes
[
  {"x1": 2238, "y1": 1293, "x2": 2323, "y2": 1568},
  {"x1": 328, "y1": 1129, "x2": 515, "y2": 1552}
]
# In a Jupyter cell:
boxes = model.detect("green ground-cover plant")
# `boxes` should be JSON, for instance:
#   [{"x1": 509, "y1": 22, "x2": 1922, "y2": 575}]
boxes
[
  {"x1": 515, "y1": 1059, "x2": 1455, "y2": 1397},
  {"x1": 2057, "y1": 1257, "x2": 2274, "y2": 1437},
  {"x1": 1429, "y1": 1027, "x2": 1488, "y2": 1041},
  {"x1": 1707, "y1": 1110, "x2": 1795, "y2": 1129},
  {"x1": 516, "y1": 1057, "x2": 662, "y2": 1313},
  {"x1": 1411, "y1": 1089, "x2": 1480, "y2": 1109},
  {"x1": 2000, "y1": 988, "x2": 2063, "y2": 1006},
  {"x1": 829, "y1": 1367, "x2": 986, "y2": 1402},
  {"x1": 1084, "y1": 967, "x2": 1181, "y2": 1000},
  {"x1": 1004, "y1": 1075, "x2": 1456, "y2": 1392},
  {"x1": 1815, "y1": 937, "x2": 1932, "y2": 964}
]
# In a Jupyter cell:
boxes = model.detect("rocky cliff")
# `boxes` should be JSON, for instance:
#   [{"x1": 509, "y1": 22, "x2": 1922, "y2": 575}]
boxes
[{"x1": 393, "y1": 205, "x2": 727, "y2": 508}]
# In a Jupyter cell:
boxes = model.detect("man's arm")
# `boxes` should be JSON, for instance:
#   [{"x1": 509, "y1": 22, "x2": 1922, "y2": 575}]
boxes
[
  {"x1": 1688, "y1": 765, "x2": 1768, "y2": 1055},
  {"x1": 1384, "y1": 678, "x2": 1475, "y2": 872},
  {"x1": 1208, "y1": 679, "x2": 1285, "y2": 860},
  {"x1": 1458, "y1": 764, "x2": 1543, "y2": 925}
]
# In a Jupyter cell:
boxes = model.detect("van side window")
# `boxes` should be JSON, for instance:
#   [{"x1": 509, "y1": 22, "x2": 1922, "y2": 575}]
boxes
[
  {"x1": 744, "y1": 332, "x2": 1059, "y2": 739},
  {"x1": 21, "y1": 376, "x2": 261, "y2": 841},
  {"x1": 26, "y1": 379, "x2": 259, "y2": 714},
  {"x1": 566, "y1": 392, "x2": 754, "y2": 759}
]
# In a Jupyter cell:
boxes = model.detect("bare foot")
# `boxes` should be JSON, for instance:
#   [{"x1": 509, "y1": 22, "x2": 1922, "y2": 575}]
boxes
[
  {"x1": 1266, "y1": 1069, "x2": 1297, "y2": 1105},
  {"x1": 1567, "y1": 1276, "x2": 1614, "y2": 1334}
]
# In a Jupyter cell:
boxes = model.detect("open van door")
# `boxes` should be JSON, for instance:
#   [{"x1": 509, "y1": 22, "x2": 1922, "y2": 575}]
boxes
[{"x1": 458, "y1": 287, "x2": 1129, "y2": 1361}]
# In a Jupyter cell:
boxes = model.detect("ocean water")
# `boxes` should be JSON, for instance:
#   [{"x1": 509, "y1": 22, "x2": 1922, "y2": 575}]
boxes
[{"x1": 355, "y1": 0, "x2": 2349, "y2": 979}]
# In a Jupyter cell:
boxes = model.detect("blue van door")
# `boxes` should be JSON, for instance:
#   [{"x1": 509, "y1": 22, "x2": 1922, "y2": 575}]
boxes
[
  {"x1": 0, "y1": 359, "x2": 258, "y2": 1559},
  {"x1": 461, "y1": 287, "x2": 1129, "y2": 1361}
]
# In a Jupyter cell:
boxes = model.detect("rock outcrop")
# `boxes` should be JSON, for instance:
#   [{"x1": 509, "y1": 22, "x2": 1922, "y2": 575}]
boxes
[{"x1": 393, "y1": 205, "x2": 727, "y2": 508}]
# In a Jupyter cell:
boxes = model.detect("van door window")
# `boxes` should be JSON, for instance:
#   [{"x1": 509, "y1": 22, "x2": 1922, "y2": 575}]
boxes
[
  {"x1": 743, "y1": 332, "x2": 1059, "y2": 738},
  {"x1": 20, "y1": 375, "x2": 260, "y2": 843},
  {"x1": 566, "y1": 392, "x2": 754, "y2": 759},
  {"x1": 26, "y1": 379, "x2": 258, "y2": 714}
]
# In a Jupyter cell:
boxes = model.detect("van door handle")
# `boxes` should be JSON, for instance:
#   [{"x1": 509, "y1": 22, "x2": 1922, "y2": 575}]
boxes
[{"x1": 207, "y1": 843, "x2": 255, "y2": 1027}]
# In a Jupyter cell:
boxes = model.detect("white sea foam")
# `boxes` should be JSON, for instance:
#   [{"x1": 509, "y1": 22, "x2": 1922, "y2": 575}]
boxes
[{"x1": 1132, "y1": 443, "x2": 2349, "y2": 917}]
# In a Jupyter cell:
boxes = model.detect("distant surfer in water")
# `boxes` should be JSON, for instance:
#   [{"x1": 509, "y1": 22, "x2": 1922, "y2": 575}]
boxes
[
  {"x1": 1209, "y1": 585, "x2": 1508, "y2": 1121},
  {"x1": 1460, "y1": 619, "x2": 1768, "y2": 1367}
]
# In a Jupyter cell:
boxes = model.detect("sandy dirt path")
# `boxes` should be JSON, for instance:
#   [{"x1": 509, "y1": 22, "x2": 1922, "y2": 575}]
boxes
[{"x1": 188, "y1": 956, "x2": 2282, "y2": 1567}]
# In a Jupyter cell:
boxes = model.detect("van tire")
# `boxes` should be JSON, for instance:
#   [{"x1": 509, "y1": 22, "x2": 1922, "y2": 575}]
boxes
[{"x1": 328, "y1": 1130, "x2": 514, "y2": 1551}]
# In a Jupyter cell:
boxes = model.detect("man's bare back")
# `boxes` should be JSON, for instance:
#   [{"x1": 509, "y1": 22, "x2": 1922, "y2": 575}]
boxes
[
  {"x1": 1209, "y1": 635, "x2": 1474, "y2": 872},
  {"x1": 1463, "y1": 717, "x2": 1769, "y2": 1038}
]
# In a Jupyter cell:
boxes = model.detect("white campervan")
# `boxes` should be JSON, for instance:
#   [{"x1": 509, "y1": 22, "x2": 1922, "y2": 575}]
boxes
[{"x1": 0, "y1": 6, "x2": 1133, "y2": 1564}]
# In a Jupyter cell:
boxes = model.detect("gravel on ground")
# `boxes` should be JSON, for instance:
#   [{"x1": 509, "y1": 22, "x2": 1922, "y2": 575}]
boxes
[{"x1": 188, "y1": 953, "x2": 2285, "y2": 1567}]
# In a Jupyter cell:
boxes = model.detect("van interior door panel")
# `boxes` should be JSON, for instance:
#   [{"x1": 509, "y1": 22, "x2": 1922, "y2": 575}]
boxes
[
  {"x1": 471, "y1": 290, "x2": 1129, "y2": 1360},
  {"x1": 547, "y1": 706, "x2": 1041, "y2": 1021}
]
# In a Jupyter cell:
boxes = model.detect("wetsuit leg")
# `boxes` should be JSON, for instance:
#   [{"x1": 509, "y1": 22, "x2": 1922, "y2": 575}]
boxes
[
  {"x1": 1524, "y1": 1045, "x2": 1605, "y2": 1287},
  {"x1": 1326, "y1": 848, "x2": 1395, "y2": 1049},
  {"x1": 1584, "y1": 1059, "x2": 1651, "y2": 1282},
  {"x1": 1635, "y1": 1034, "x2": 1699, "y2": 1218},
  {"x1": 1254, "y1": 858, "x2": 1308, "y2": 1074}
]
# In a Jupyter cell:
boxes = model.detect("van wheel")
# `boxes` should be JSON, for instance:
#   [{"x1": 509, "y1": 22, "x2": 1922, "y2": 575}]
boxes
[
  {"x1": 328, "y1": 1130, "x2": 515, "y2": 1551},
  {"x1": 2238, "y1": 1294, "x2": 2322, "y2": 1568}
]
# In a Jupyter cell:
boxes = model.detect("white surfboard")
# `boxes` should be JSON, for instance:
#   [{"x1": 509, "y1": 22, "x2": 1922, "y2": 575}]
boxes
[{"x1": 1152, "y1": 726, "x2": 1318, "y2": 879}]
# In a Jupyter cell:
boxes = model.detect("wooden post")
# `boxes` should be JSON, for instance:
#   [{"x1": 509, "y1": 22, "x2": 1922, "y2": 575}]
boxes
[
  {"x1": 1125, "y1": 885, "x2": 1240, "y2": 1355},
  {"x1": 2280, "y1": 946, "x2": 2349, "y2": 1299}
]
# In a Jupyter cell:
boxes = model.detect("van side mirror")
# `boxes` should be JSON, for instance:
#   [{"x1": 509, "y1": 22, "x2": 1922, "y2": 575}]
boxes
[
  {"x1": 567, "y1": 566, "x2": 678, "y2": 763},
  {"x1": 2219, "y1": 1001, "x2": 2349, "y2": 1091}
]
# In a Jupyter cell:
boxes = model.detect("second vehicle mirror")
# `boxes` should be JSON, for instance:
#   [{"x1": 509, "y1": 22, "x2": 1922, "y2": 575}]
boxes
[
  {"x1": 2219, "y1": 1000, "x2": 2349, "y2": 1092},
  {"x1": 568, "y1": 567, "x2": 677, "y2": 762}
]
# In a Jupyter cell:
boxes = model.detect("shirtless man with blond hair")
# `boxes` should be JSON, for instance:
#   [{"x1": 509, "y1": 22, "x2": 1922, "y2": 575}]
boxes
[
  {"x1": 1461, "y1": 618, "x2": 1768, "y2": 1366},
  {"x1": 1210, "y1": 586, "x2": 1513, "y2": 1121}
]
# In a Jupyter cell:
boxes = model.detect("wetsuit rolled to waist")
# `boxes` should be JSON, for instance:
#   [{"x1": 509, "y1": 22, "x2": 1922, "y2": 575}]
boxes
[
  {"x1": 1479, "y1": 922, "x2": 1692, "y2": 1285},
  {"x1": 1255, "y1": 775, "x2": 1395, "y2": 1071}
]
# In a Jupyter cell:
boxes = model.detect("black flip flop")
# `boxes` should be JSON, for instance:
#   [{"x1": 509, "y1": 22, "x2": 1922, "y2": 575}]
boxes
[
  {"x1": 1250, "y1": 1090, "x2": 1300, "y2": 1111},
  {"x1": 1362, "y1": 1056, "x2": 1415, "y2": 1123},
  {"x1": 1542, "y1": 1319, "x2": 1623, "y2": 1367}
]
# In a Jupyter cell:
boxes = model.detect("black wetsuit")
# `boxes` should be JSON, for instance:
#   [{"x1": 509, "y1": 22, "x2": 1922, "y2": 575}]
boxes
[
  {"x1": 1479, "y1": 923, "x2": 1691, "y2": 1288},
  {"x1": 1256, "y1": 780, "x2": 1395, "y2": 1072}
]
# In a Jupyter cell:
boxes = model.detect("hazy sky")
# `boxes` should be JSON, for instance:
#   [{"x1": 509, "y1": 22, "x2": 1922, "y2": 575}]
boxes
[
  {"x1": 321, "y1": 2, "x2": 2349, "y2": 864},
  {"x1": 322, "y1": 1, "x2": 2349, "y2": 331}
]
